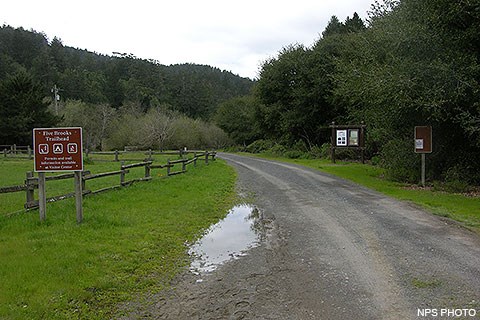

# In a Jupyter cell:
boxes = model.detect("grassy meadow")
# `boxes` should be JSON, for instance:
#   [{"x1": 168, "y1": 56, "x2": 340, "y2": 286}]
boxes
[{"x1": 0, "y1": 154, "x2": 236, "y2": 319}]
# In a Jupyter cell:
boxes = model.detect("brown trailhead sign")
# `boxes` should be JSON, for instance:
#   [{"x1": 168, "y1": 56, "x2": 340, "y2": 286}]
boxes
[{"x1": 34, "y1": 127, "x2": 83, "y2": 172}]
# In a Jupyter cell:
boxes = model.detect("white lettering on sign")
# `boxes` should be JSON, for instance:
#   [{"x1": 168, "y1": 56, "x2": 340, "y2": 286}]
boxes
[{"x1": 34, "y1": 127, "x2": 83, "y2": 172}]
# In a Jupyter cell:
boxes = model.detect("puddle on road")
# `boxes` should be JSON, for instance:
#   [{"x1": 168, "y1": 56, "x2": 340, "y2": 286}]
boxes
[{"x1": 189, "y1": 204, "x2": 263, "y2": 274}]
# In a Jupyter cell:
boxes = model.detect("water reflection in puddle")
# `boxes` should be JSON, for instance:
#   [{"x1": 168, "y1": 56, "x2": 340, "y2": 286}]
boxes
[{"x1": 189, "y1": 204, "x2": 262, "y2": 274}]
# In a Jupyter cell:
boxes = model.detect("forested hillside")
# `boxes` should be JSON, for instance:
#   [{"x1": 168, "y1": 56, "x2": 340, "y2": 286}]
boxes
[
  {"x1": 0, "y1": 25, "x2": 253, "y2": 149},
  {"x1": 0, "y1": 25, "x2": 253, "y2": 115},
  {"x1": 216, "y1": 0, "x2": 480, "y2": 185}
]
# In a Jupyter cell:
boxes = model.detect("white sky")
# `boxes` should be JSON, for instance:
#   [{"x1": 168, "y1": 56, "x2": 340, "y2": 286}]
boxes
[{"x1": 2, "y1": 0, "x2": 373, "y2": 79}]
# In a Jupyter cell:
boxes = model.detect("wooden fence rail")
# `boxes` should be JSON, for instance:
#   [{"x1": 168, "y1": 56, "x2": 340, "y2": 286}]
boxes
[
  {"x1": 1, "y1": 150, "x2": 216, "y2": 212},
  {"x1": 86, "y1": 149, "x2": 212, "y2": 162},
  {"x1": 2, "y1": 144, "x2": 33, "y2": 159}
]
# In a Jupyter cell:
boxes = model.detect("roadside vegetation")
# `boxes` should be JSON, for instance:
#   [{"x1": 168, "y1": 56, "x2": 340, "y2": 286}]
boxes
[
  {"x1": 0, "y1": 157, "x2": 236, "y2": 319},
  {"x1": 240, "y1": 150, "x2": 480, "y2": 233},
  {"x1": 216, "y1": 0, "x2": 480, "y2": 189}
]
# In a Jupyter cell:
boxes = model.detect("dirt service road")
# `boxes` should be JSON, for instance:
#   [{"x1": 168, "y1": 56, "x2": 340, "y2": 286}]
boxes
[{"x1": 136, "y1": 153, "x2": 480, "y2": 319}]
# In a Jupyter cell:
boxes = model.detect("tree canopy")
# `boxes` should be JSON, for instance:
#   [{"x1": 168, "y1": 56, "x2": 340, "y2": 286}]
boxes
[
  {"x1": 0, "y1": 25, "x2": 253, "y2": 118},
  {"x1": 216, "y1": 1, "x2": 480, "y2": 184}
]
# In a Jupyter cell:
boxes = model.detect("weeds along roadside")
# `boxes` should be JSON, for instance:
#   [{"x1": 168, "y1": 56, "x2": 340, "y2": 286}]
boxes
[{"x1": 240, "y1": 152, "x2": 480, "y2": 234}]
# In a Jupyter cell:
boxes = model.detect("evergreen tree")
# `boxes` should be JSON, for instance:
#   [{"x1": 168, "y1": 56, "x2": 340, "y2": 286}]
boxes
[{"x1": 0, "y1": 72, "x2": 59, "y2": 144}]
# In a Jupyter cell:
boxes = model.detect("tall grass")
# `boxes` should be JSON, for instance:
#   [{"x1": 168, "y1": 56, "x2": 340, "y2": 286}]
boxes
[{"x1": 0, "y1": 157, "x2": 236, "y2": 319}]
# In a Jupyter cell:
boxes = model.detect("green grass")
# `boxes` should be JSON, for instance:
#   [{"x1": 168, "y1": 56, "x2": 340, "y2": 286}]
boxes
[
  {"x1": 0, "y1": 154, "x2": 181, "y2": 216},
  {"x1": 0, "y1": 157, "x2": 236, "y2": 319},
  {"x1": 242, "y1": 153, "x2": 480, "y2": 233}
]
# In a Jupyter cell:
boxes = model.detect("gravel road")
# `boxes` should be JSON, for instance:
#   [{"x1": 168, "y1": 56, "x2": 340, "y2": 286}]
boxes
[{"x1": 127, "y1": 153, "x2": 480, "y2": 319}]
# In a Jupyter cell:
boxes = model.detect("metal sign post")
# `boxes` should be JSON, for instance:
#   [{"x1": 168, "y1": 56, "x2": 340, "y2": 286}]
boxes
[
  {"x1": 414, "y1": 126, "x2": 432, "y2": 187},
  {"x1": 33, "y1": 127, "x2": 84, "y2": 223}
]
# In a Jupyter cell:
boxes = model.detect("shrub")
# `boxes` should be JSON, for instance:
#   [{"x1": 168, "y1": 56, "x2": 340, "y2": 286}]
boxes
[
  {"x1": 381, "y1": 138, "x2": 420, "y2": 183},
  {"x1": 245, "y1": 139, "x2": 275, "y2": 153},
  {"x1": 441, "y1": 164, "x2": 473, "y2": 193},
  {"x1": 266, "y1": 143, "x2": 287, "y2": 156},
  {"x1": 284, "y1": 150, "x2": 304, "y2": 159},
  {"x1": 370, "y1": 155, "x2": 382, "y2": 166}
]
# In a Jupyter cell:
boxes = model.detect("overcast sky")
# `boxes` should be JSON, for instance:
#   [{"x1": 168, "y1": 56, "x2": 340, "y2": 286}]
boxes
[{"x1": 2, "y1": 0, "x2": 373, "y2": 79}]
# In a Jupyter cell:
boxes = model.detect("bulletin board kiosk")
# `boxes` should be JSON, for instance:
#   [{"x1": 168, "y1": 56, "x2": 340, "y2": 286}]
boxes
[{"x1": 330, "y1": 122, "x2": 366, "y2": 164}]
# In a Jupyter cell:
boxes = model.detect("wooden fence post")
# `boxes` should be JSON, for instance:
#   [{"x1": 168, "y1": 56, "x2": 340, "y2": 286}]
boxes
[
  {"x1": 120, "y1": 161, "x2": 125, "y2": 185},
  {"x1": 145, "y1": 162, "x2": 151, "y2": 178},
  {"x1": 182, "y1": 160, "x2": 186, "y2": 172},
  {"x1": 205, "y1": 151, "x2": 209, "y2": 164},
  {"x1": 3, "y1": 149, "x2": 6, "y2": 158},
  {"x1": 25, "y1": 171, "x2": 35, "y2": 208},
  {"x1": 74, "y1": 171, "x2": 83, "y2": 224},
  {"x1": 167, "y1": 159, "x2": 171, "y2": 176},
  {"x1": 148, "y1": 149, "x2": 152, "y2": 161},
  {"x1": 194, "y1": 152, "x2": 197, "y2": 167},
  {"x1": 81, "y1": 171, "x2": 86, "y2": 190},
  {"x1": 28, "y1": 146, "x2": 33, "y2": 159},
  {"x1": 115, "y1": 150, "x2": 119, "y2": 162}
]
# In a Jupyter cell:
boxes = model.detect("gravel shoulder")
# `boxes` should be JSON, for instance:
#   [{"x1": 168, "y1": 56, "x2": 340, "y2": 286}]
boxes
[{"x1": 123, "y1": 153, "x2": 480, "y2": 319}]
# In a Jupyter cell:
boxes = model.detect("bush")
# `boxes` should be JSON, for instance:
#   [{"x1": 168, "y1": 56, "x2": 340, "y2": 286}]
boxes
[
  {"x1": 319, "y1": 143, "x2": 332, "y2": 159},
  {"x1": 245, "y1": 139, "x2": 276, "y2": 153},
  {"x1": 284, "y1": 150, "x2": 304, "y2": 159},
  {"x1": 266, "y1": 143, "x2": 287, "y2": 156},
  {"x1": 370, "y1": 155, "x2": 382, "y2": 166},
  {"x1": 381, "y1": 138, "x2": 420, "y2": 183},
  {"x1": 440, "y1": 164, "x2": 473, "y2": 193}
]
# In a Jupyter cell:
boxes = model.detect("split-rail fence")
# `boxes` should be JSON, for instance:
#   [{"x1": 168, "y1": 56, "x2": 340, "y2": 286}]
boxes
[{"x1": 0, "y1": 150, "x2": 216, "y2": 213}]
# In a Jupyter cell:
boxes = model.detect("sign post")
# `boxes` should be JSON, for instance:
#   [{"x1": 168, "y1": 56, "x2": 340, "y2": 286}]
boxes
[
  {"x1": 38, "y1": 172, "x2": 47, "y2": 222},
  {"x1": 414, "y1": 126, "x2": 432, "y2": 187},
  {"x1": 33, "y1": 127, "x2": 83, "y2": 223}
]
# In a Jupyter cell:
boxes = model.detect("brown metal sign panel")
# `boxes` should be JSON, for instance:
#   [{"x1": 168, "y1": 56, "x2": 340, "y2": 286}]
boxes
[
  {"x1": 33, "y1": 127, "x2": 83, "y2": 172},
  {"x1": 414, "y1": 126, "x2": 432, "y2": 153}
]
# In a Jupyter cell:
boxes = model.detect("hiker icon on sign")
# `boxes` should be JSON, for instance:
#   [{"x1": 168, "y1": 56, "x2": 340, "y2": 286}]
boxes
[
  {"x1": 39, "y1": 144, "x2": 49, "y2": 154},
  {"x1": 53, "y1": 143, "x2": 63, "y2": 154},
  {"x1": 67, "y1": 143, "x2": 78, "y2": 154}
]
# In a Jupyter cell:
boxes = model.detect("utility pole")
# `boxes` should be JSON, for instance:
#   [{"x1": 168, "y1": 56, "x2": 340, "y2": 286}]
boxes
[{"x1": 51, "y1": 85, "x2": 61, "y2": 115}]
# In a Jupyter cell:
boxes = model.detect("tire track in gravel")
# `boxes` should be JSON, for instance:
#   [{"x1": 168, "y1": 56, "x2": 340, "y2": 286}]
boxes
[{"x1": 121, "y1": 153, "x2": 480, "y2": 319}]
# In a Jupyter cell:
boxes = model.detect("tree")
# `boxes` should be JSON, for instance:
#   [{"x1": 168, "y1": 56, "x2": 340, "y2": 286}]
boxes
[
  {"x1": 344, "y1": 13, "x2": 366, "y2": 33},
  {"x1": 215, "y1": 96, "x2": 260, "y2": 146},
  {"x1": 333, "y1": 0, "x2": 480, "y2": 183},
  {"x1": 61, "y1": 100, "x2": 117, "y2": 150},
  {"x1": 322, "y1": 16, "x2": 344, "y2": 38},
  {"x1": 0, "y1": 71, "x2": 58, "y2": 145},
  {"x1": 322, "y1": 13, "x2": 365, "y2": 38},
  {"x1": 140, "y1": 106, "x2": 176, "y2": 150}
]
